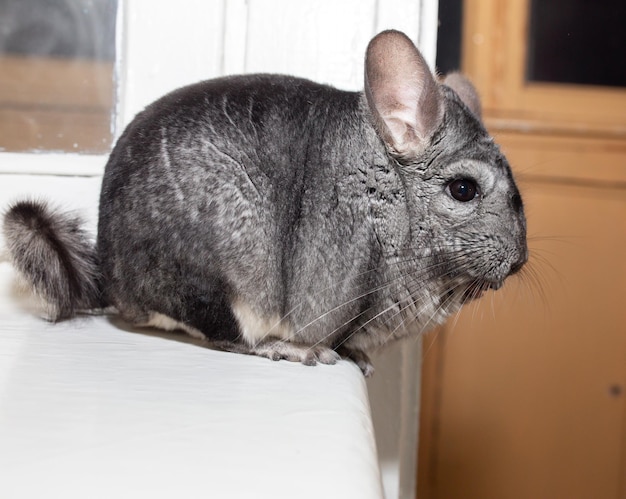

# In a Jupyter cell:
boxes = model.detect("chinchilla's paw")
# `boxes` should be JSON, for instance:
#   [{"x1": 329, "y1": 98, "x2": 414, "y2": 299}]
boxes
[
  {"x1": 302, "y1": 345, "x2": 342, "y2": 366},
  {"x1": 336, "y1": 346, "x2": 375, "y2": 377},
  {"x1": 253, "y1": 340, "x2": 341, "y2": 366},
  {"x1": 356, "y1": 360, "x2": 375, "y2": 378}
]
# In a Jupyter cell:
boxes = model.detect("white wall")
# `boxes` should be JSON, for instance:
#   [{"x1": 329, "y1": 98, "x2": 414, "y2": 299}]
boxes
[{"x1": 0, "y1": 2, "x2": 439, "y2": 497}]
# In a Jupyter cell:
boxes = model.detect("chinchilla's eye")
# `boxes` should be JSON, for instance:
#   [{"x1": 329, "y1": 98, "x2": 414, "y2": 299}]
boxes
[{"x1": 448, "y1": 178, "x2": 478, "y2": 202}]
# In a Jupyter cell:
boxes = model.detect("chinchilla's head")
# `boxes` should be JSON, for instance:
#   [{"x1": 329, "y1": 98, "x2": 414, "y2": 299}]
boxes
[{"x1": 364, "y1": 30, "x2": 527, "y2": 312}]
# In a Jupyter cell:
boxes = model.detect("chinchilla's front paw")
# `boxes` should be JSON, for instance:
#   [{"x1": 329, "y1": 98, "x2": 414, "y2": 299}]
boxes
[
  {"x1": 252, "y1": 340, "x2": 341, "y2": 366},
  {"x1": 336, "y1": 346, "x2": 375, "y2": 377}
]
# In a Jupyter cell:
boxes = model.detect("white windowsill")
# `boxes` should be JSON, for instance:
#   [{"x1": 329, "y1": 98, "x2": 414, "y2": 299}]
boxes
[{"x1": 0, "y1": 262, "x2": 383, "y2": 499}]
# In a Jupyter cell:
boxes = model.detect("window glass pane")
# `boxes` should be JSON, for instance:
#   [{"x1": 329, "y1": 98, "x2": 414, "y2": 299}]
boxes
[
  {"x1": 526, "y1": 0, "x2": 626, "y2": 88},
  {"x1": 436, "y1": 0, "x2": 463, "y2": 75},
  {"x1": 0, "y1": 0, "x2": 118, "y2": 153}
]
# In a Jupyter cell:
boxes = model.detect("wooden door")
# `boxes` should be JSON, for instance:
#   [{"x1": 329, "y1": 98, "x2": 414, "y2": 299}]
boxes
[{"x1": 418, "y1": 1, "x2": 626, "y2": 497}]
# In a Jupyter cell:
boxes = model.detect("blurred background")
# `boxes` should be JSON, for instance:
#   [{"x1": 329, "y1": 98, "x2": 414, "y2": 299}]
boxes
[{"x1": 419, "y1": 0, "x2": 626, "y2": 498}]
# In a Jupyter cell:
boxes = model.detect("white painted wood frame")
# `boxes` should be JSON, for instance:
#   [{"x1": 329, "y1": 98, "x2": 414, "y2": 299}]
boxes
[{"x1": 0, "y1": 2, "x2": 439, "y2": 497}]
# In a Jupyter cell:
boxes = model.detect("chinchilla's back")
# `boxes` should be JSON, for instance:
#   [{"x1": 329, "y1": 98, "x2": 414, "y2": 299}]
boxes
[{"x1": 97, "y1": 74, "x2": 390, "y2": 345}]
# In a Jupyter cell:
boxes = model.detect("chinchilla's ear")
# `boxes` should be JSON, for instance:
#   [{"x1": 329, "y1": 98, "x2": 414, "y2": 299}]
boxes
[
  {"x1": 442, "y1": 72, "x2": 482, "y2": 119},
  {"x1": 364, "y1": 30, "x2": 444, "y2": 157}
]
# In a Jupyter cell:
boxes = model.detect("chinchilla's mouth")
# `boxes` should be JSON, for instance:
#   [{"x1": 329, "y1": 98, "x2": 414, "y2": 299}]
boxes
[
  {"x1": 441, "y1": 277, "x2": 503, "y2": 306},
  {"x1": 461, "y1": 278, "x2": 503, "y2": 303}
]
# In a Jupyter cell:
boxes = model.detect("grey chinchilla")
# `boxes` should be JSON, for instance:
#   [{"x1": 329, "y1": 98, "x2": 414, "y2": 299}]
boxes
[{"x1": 3, "y1": 30, "x2": 527, "y2": 376}]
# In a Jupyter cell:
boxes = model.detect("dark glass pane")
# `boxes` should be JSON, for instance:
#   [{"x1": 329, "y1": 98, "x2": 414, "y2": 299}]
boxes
[
  {"x1": 0, "y1": 0, "x2": 118, "y2": 153},
  {"x1": 436, "y1": 0, "x2": 464, "y2": 74},
  {"x1": 527, "y1": 0, "x2": 626, "y2": 88},
  {"x1": 0, "y1": 0, "x2": 116, "y2": 61}
]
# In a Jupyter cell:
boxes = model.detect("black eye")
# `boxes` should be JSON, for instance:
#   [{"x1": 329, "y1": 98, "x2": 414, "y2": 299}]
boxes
[{"x1": 448, "y1": 178, "x2": 478, "y2": 202}]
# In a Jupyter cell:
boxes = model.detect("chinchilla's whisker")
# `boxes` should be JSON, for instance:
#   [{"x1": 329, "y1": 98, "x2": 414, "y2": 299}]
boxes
[
  {"x1": 467, "y1": 280, "x2": 485, "y2": 322},
  {"x1": 263, "y1": 255, "x2": 463, "y2": 344},
  {"x1": 265, "y1": 288, "x2": 374, "y2": 344},
  {"x1": 367, "y1": 277, "x2": 464, "y2": 352},
  {"x1": 526, "y1": 232, "x2": 578, "y2": 245},
  {"x1": 421, "y1": 325, "x2": 445, "y2": 361},
  {"x1": 368, "y1": 301, "x2": 425, "y2": 349},
  {"x1": 260, "y1": 250, "x2": 445, "y2": 339},
  {"x1": 265, "y1": 232, "x2": 481, "y2": 346},
  {"x1": 447, "y1": 304, "x2": 466, "y2": 334},
  {"x1": 516, "y1": 256, "x2": 550, "y2": 310},
  {"x1": 334, "y1": 267, "x2": 469, "y2": 351},
  {"x1": 528, "y1": 247, "x2": 561, "y2": 283},
  {"x1": 489, "y1": 284, "x2": 498, "y2": 320},
  {"x1": 279, "y1": 274, "x2": 422, "y2": 347},
  {"x1": 450, "y1": 280, "x2": 480, "y2": 331},
  {"x1": 418, "y1": 278, "x2": 472, "y2": 347},
  {"x1": 283, "y1": 256, "x2": 464, "y2": 350},
  {"x1": 410, "y1": 274, "x2": 471, "y2": 339},
  {"x1": 307, "y1": 300, "x2": 402, "y2": 352},
  {"x1": 408, "y1": 277, "x2": 468, "y2": 333},
  {"x1": 329, "y1": 300, "x2": 408, "y2": 352}
]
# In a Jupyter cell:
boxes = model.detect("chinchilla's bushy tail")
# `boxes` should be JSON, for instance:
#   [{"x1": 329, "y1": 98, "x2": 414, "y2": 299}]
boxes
[{"x1": 2, "y1": 200, "x2": 103, "y2": 320}]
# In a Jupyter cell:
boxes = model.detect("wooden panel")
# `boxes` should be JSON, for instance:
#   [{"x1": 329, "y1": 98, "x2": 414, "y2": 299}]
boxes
[
  {"x1": 422, "y1": 179, "x2": 626, "y2": 499},
  {"x1": 493, "y1": 133, "x2": 626, "y2": 186},
  {"x1": 418, "y1": 129, "x2": 626, "y2": 498},
  {"x1": 420, "y1": 3, "x2": 626, "y2": 496}
]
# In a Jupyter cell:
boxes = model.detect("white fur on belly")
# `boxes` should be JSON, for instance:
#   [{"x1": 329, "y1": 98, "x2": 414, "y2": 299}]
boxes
[
  {"x1": 231, "y1": 300, "x2": 291, "y2": 345},
  {"x1": 141, "y1": 312, "x2": 206, "y2": 339}
]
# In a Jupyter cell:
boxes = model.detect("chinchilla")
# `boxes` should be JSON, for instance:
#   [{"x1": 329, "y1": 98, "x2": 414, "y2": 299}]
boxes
[{"x1": 3, "y1": 30, "x2": 527, "y2": 376}]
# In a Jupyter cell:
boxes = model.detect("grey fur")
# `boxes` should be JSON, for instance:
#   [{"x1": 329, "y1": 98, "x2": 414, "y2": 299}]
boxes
[
  {"x1": 3, "y1": 31, "x2": 527, "y2": 376},
  {"x1": 3, "y1": 200, "x2": 101, "y2": 320}
]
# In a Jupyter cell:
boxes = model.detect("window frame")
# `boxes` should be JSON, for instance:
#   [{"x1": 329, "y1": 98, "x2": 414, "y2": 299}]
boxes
[
  {"x1": 0, "y1": 0, "x2": 440, "y2": 177},
  {"x1": 463, "y1": 0, "x2": 626, "y2": 137},
  {"x1": 0, "y1": 0, "x2": 227, "y2": 176}
]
